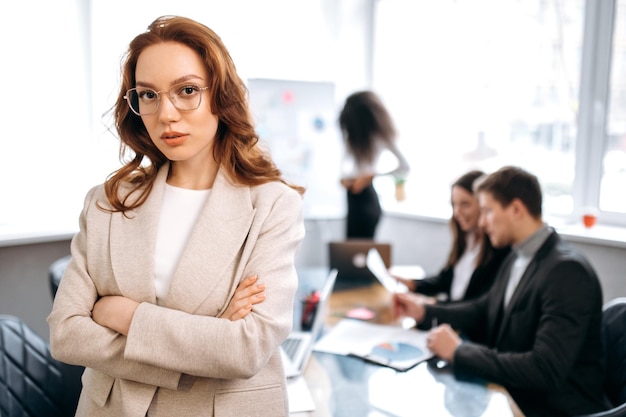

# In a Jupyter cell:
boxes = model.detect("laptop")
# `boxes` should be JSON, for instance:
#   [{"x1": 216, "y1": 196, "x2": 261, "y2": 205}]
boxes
[
  {"x1": 281, "y1": 268, "x2": 338, "y2": 378},
  {"x1": 328, "y1": 240, "x2": 392, "y2": 290}
]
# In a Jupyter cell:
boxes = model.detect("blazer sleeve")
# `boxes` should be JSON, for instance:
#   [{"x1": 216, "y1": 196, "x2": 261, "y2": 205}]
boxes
[
  {"x1": 48, "y1": 187, "x2": 182, "y2": 390},
  {"x1": 123, "y1": 187, "x2": 305, "y2": 379},
  {"x1": 451, "y1": 259, "x2": 602, "y2": 391},
  {"x1": 414, "y1": 267, "x2": 453, "y2": 297}
]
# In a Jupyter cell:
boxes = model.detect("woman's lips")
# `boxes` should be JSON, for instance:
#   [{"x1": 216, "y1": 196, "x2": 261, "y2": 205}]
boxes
[{"x1": 161, "y1": 131, "x2": 187, "y2": 146}]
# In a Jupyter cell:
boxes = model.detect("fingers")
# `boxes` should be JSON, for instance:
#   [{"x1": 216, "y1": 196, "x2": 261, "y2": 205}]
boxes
[
  {"x1": 426, "y1": 324, "x2": 460, "y2": 362},
  {"x1": 220, "y1": 275, "x2": 266, "y2": 321},
  {"x1": 229, "y1": 304, "x2": 253, "y2": 321},
  {"x1": 233, "y1": 276, "x2": 265, "y2": 301}
]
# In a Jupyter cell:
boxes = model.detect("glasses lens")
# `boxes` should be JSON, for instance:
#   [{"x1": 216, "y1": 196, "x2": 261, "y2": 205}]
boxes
[
  {"x1": 126, "y1": 88, "x2": 158, "y2": 115},
  {"x1": 170, "y1": 84, "x2": 203, "y2": 111}
]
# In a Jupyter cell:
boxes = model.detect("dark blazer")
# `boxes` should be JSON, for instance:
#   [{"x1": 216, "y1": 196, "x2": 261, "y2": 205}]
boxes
[
  {"x1": 423, "y1": 230, "x2": 609, "y2": 417},
  {"x1": 415, "y1": 246, "x2": 510, "y2": 302}
]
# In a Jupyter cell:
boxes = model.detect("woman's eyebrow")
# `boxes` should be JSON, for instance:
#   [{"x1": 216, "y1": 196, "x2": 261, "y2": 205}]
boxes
[{"x1": 135, "y1": 74, "x2": 205, "y2": 89}]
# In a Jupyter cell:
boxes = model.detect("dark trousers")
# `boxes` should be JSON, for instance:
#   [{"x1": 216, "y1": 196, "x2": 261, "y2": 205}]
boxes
[{"x1": 346, "y1": 183, "x2": 381, "y2": 239}]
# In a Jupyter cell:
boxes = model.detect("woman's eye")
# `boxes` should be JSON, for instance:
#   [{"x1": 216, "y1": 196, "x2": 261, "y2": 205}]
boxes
[
  {"x1": 138, "y1": 90, "x2": 157, "y2": 100},
  {"x1": 177, "y1": 85, "x2": 200, "y2": 97}
]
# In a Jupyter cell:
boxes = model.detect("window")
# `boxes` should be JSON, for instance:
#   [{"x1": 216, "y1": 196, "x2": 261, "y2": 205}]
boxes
[
  {"x1": 600, "y1": 0, "x2": 626, "y2": 215},
  {"x1": 373, "y1": 0, "x2": 626, "y2": 227}
]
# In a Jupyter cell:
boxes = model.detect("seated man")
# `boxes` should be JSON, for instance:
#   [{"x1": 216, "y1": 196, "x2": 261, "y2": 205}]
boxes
[{"x1": 393, "y1": 166, "x2": 609, "y2": 417}]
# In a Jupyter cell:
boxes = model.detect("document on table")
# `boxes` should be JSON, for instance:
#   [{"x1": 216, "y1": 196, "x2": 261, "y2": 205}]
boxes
[
  {"x1": 287, "y1": 376, "x2": 315, "y2": 413},
  {"x1": 313, "y1": 319, "x2": 433, "y2": 371}
]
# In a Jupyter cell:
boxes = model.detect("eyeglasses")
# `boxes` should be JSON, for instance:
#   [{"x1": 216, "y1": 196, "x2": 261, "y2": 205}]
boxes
[{"x1": 124, "y1": 83, "x2": 209, "y2": 116}]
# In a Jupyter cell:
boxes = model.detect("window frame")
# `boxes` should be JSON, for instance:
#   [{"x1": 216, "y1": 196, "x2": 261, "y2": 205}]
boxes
[{"x1": 575, "y1": 0, "x2": 619, "y2": 225}]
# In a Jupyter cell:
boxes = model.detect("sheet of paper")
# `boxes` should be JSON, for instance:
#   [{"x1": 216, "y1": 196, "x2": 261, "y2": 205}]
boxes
[
  {"x1": 287, "y1": 375, "x2": 316, "y2": 413},
  {"x1": 367, "y1": 248, "x2": 409, "y2": 293},
  {"x1": 314, "y1": 318, "x2": 431, "y2": 358},
  {"x1": 389, "y1": 265, "x2": 426, "y2": 280}
]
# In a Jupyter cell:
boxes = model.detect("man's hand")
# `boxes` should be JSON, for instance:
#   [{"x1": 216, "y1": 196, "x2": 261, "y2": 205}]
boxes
[
  {"x1": 392, "y1": 292, "x2": 428, "y2": 323},
  {"x1": 427, "y1": 324, "x2": 461, "y2": 362},
  {"x1": 219, "y1": 275, "x2": 266, "y2": 321}
]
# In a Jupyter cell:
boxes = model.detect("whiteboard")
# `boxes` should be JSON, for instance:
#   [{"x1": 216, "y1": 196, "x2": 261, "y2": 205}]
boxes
[{"x1": 247, "y1": 78, "x2": 345, "y2": 218}]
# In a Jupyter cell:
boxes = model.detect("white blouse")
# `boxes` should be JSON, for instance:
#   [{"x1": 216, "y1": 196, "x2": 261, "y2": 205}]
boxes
[
  {"x1": 154, "y1": 184, "x2": 210, "y2": 304},
  {"x1": 341, "y1": 138, "x2": 410, "y2": 180},
  {"x1": 450, "y1": 234, "x2": 481, "y2": 301}
]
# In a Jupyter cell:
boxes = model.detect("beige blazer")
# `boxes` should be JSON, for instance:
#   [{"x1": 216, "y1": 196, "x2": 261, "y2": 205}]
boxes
[{"x1": 48, "y1": 164, "x2": 305, "y2": 417}]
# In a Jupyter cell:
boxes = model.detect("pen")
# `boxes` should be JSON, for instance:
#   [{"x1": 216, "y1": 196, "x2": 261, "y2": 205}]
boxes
[{"x1": 432, "y1": 317, "x2": 438, "y2": 328}]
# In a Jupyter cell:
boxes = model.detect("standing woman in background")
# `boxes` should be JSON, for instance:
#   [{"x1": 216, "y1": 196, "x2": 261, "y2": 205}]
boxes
[
  {"x1": 338, "y1": 91, "x2": 410, "y2": 239},
  {"x1": 48, "y1": 15, "x2": 304, "y2": 417},
  {"x1": 396, "y1": 170, "x2": 510, "y2": 304}
]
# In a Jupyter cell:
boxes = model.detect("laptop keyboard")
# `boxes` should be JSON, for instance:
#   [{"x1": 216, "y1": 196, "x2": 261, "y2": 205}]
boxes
[{"x1": 281, "y1": 337, "x2": 302, "y2": 361}]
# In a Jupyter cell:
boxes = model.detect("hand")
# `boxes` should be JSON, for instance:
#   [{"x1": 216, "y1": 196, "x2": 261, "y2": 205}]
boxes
[
  {"x1": 92, "y1": 295, "x2": 139, "y2": 336},
  {"x1": 392, "y1": 292, "x2": 427, "y2": 323},
  {"x1": 350, "y1": 174, "x2": 374, "y2": 194},
  {"x1": 219, "y1": 275, "x2": 265, "y2": 321},
  {"x1": 392, "y1": 274, "x2": 416, "y2": 292},
  {"x1": 426, "y1": 324, "x2": 461, "y2": 362},
  {"x1": 340, "y1": 178, "x2": 354, "y2": 189}
]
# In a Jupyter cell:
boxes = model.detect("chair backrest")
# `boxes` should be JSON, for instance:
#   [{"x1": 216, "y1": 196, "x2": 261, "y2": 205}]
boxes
[
  {"x1": 602, "y1": 297, "x2": 626, "y2": 407},
  {"x1": 0, "y1": 315, "x2": 82, "y2": 417},
  {"x1": 49, "y1": 255, "x2": 71, "y2": 300}
]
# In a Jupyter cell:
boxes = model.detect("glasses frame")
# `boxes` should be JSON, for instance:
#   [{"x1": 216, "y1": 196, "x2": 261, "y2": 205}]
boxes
[{"x1": 124, "y1": 84, "x2": 209, "y2": 116}]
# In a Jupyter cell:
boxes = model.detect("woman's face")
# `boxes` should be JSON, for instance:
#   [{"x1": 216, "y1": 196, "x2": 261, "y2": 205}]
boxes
[
  {"x1": 451, "y1": 185, "x2": 481, "y2": 232},
  {"x1": 135, "y1": 41, "x2": 219, "y2": 166}
]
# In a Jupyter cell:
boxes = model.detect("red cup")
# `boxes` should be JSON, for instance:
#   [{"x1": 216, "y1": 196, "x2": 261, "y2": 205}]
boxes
[{"x1": 582, "y1": 213, "x2": 597, "y2": 228}]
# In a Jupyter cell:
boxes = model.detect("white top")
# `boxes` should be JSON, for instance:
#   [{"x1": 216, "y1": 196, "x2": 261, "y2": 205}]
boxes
[
  {"x1": 341, "y1": 139, "x2": 410, "y2": 179},
  {"x1": 154, "y1": 184, "x2": 210, "y2": 304},
  {"x1": 450, "y1": 234, "x2": 481, "y2": 301}
]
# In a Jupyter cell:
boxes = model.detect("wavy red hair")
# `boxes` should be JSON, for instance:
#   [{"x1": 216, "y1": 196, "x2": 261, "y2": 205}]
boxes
[{"x1": 104, "y1": 15, "x2": 304, "y2": 213}]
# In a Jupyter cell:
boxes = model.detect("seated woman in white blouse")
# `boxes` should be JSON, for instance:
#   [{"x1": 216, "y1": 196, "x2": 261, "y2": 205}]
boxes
[{"x1": 396, "y1": 170, "x2": 510, "y2": 304}]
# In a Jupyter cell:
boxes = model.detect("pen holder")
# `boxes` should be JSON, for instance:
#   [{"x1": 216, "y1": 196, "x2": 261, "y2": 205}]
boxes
[{"x1": 301, "y1": 291, "x2": 320, "y2": 331}]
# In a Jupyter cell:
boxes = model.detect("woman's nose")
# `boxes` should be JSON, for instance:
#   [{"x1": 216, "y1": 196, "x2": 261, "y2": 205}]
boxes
[{"x1": 158, "y1": 95, "x2": 179, "y2": 123}]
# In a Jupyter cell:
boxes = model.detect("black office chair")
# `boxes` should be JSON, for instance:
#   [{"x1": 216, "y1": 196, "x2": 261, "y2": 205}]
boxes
[
  {"x1": 0, "y1": 315, "x2": 82, "y2": 417},
  {"x1": 575, "y1": 297, "x2": 626, "y2": 417},
  {"x1": 49, "y1": 255, "x2": 71, "y2": 300}
]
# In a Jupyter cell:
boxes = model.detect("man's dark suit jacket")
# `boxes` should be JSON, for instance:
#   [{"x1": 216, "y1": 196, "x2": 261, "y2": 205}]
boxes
[
  {"x1": 415, "y1": 246, "x2": 510, "y2": 302},
  {"x1": 423, "y1": 229, "x2": 609, "y2": 417}
]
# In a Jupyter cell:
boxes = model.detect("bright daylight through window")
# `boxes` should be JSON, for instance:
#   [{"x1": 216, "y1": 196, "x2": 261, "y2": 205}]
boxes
[{"x1": 373, "y1": 0, "x2": 626, "y2": 227}]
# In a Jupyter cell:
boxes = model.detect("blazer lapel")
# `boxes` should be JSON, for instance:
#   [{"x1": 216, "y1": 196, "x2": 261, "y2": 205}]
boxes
[
  {"x1": 488, "y1": 253, "x2": 514, "y2": 345},
  {"x1": 109, "y1": 166, "x2": 169, "y2": 303},
  {"x1": 495, "y1": 262, "x2": 537, "y2": 345},
  {"x1": 494, "y1": 231, "x2": 559, "y2": 346},
  {"x1": 165, "y1": 169, "x2": 255, "y2": 314}
]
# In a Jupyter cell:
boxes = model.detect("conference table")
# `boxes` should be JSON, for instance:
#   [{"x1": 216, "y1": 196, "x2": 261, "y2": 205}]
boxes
[{"x1": 291, "y1": 268, "x2": 525, "y2": 417}]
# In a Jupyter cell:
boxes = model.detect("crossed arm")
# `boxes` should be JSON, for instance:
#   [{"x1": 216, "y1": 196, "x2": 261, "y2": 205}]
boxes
[{"x1": 92, "y1": 275, "x2": 266, "y2": 335}]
